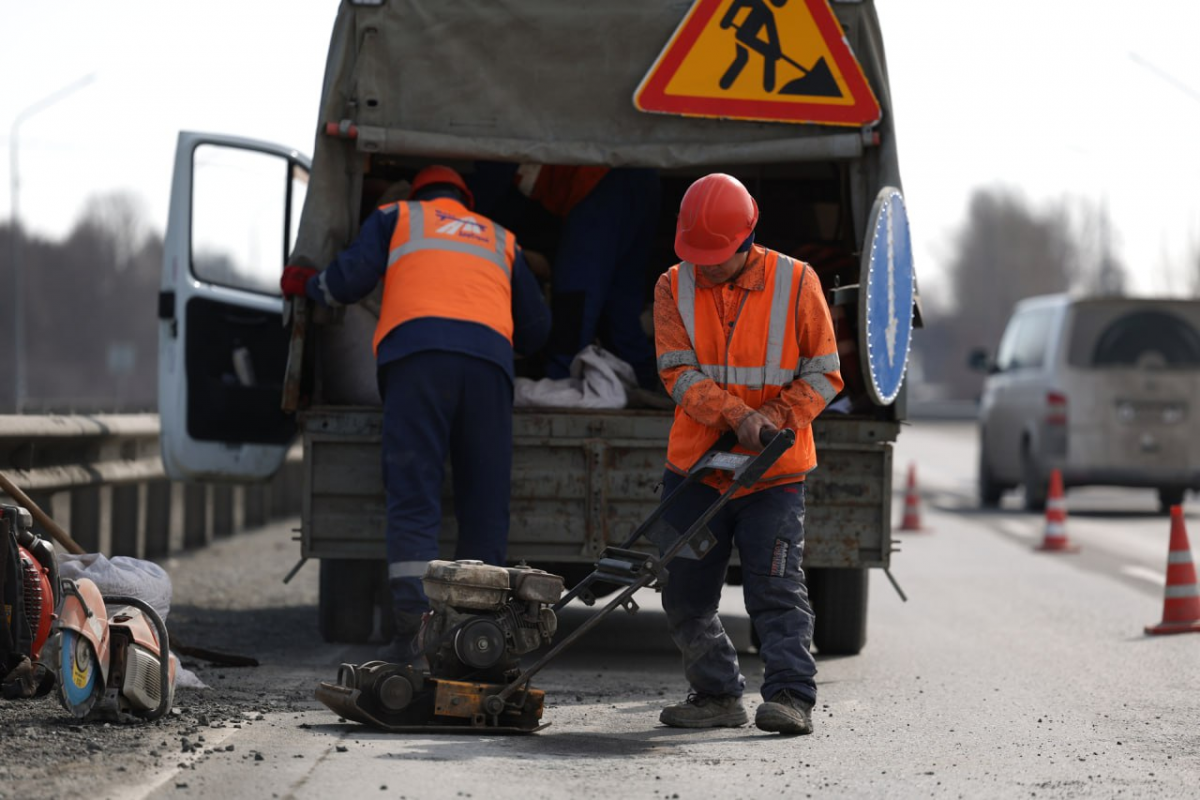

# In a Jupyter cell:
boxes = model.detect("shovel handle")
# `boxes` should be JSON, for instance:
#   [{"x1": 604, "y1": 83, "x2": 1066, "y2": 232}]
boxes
[{"x1": 0, "y1": 470, "x2": 86, "y2": 554}]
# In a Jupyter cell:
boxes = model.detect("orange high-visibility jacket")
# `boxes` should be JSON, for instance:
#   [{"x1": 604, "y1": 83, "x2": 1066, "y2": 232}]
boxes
[
  {"x1": 654, "y1": 245, "x2": 843, "y2": 495},
  {"x1": 513, "y1": 165, "x2": 610, "y2": 218},
  {"x1": 374, "y1": 198, "x2": 517, "y2": 354}
]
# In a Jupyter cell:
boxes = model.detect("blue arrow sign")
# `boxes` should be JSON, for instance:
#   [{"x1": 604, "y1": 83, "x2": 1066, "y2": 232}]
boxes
[{"x1": 859, "y1": 188, "x2": 915, "y2": 406}]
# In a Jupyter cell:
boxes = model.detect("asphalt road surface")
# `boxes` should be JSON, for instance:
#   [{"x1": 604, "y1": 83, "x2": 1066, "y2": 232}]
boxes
[{"x1": 2, "y1": 420, "x2": 1199, "y2": 798}]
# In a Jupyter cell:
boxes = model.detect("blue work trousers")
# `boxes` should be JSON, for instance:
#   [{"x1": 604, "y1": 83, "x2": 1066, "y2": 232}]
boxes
[
  {"x1": 546, "y1": 168, "x2": 661, "y2": 389},
  {"x1": 379, "y1": 351, "x2": 512, "y2": 614},
  {"x1": 657, "y1": 469, "x2": 817, "y2": 703}
]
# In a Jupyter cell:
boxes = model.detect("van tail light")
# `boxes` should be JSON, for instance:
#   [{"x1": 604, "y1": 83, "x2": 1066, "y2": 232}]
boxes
[{"x1": 1046, "y1": 391, "x2": 1068, "y2": 426}]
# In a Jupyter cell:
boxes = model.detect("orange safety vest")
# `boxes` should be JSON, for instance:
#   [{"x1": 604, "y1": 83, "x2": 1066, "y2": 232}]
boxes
[
  {"x1": 664, "y1": 249, "x2": 818, "y2": 486},
  {"x1": 513, "y1": 165, "x2": 609, "y2": 218},
  {"x1": 373, "y1": 198, "x2": 517, "y2": 354}
]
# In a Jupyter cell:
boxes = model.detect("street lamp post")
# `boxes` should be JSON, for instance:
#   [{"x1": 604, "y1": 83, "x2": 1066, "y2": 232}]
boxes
[{"x1": 8, "y1": 72, "x2": 95, "y2": 413}]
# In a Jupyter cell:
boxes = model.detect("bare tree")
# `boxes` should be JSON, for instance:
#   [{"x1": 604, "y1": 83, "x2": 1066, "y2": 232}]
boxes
[
  {"x1": 22, "y1": 192, "x2": 162, "y2": 411},
  {"x1": 917, "y1": 188, "x2": 1081, "y2": 399},
  {"x1": 1188, "y1": 234, "x2": 1200, "y2": 297},
  {"x1": 1063, "y1": 197, "x2": 1127, "y2": 297},
  {"x1": 75, "y1": 192, "x2": 152, "y2": 273}
]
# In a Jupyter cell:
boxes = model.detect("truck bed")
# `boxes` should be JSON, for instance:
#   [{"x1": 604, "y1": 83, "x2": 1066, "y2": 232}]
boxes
[{"x1": 300, "y1": 406, "x2": 897, "y2": 569}]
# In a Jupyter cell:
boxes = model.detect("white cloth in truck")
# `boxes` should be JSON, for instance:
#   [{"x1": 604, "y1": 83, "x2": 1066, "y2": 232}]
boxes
[{"x1": 514, "y1": 344, "x2": 636, "y2": 409}]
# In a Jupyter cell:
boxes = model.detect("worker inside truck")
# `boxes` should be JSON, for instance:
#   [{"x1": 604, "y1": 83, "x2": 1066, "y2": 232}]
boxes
[
  {"x1": 467, "y1": 162, "x2": 663, "y2": 392},
  {"x1": 348, "y1": 155, "x2": 872, "y2": 416}
]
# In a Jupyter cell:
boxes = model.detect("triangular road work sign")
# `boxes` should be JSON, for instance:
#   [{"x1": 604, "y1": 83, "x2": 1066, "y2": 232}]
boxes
[{"x1": 634, "y1": 0, "x2": 881, "y2": 127}]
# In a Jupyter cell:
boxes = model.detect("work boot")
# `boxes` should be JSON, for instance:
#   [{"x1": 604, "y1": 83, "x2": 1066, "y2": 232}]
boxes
[
  {"x1": 376, "y1": 610, "x2": 426, "y2": 666},
  {"x1": 659, "y1": 692, "x2": 748, "y2": 728},
  {"x1": 754, "y1": 689, "x2": 814, "y2": 735}
]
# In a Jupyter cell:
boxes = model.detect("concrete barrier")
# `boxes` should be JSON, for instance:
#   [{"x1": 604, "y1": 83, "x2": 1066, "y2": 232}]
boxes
[{"x1": 0, "y1": 414, "x2": 302, "y2": 560}]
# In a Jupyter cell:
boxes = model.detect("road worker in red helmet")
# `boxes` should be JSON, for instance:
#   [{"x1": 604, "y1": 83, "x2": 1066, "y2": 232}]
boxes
[
  {"x1": 281, "y1": 164, "x2": 550, "y2": 663},
  {"x1": 652, "y1": 173, "x2": 843, "y2": 735},
  {"x1": 407, "y1": 164, "x2": 476, "y2": 211}
]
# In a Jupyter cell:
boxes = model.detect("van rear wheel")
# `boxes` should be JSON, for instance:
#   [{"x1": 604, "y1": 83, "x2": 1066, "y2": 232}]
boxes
[
  {"x1": 1022, "y1": 447, "x2": 1047, "y2": 513},
  {"x1": 978, "y1": 443, "x2": 1003, "y2": 508}
]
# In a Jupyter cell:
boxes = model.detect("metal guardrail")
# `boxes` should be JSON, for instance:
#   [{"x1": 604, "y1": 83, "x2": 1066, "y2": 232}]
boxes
[{"x1": 0, "y1": 414, "x2": 302, "y2": 560}]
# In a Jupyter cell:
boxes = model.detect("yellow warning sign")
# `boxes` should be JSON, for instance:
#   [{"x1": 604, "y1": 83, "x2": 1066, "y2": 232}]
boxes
[{"x1": 634, "y1": 0, "x2": 881, "y2": 126}]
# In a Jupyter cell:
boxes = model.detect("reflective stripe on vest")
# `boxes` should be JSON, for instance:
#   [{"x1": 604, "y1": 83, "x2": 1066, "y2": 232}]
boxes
[
  {"x1": 373, "y1": 199, "x2": 515, "y2": 353},
  {"x1": 672, "y1": 255, "x2": 800, "y2": 389},
  {"x1": 387, "y1": 201, "x2": 512, "y2": 279}
]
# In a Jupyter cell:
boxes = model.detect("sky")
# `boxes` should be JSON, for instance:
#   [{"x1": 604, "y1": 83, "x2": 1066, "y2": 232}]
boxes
[{"x1": 3, "y1": 0, "x2": 1200, "y2": 306}]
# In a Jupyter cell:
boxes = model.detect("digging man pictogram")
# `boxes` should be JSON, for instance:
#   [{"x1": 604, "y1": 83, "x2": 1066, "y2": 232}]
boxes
[{"x1": 718, "y1": 0, "x2": 842, "y2": 97}]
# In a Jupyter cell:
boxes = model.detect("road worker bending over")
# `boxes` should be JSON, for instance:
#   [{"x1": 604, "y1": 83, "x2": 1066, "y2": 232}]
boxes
[
  {"x1": 653, "y1": 173, "x2": 842, "y2": 735},
  {"x1": 281, "y1": 166, "x2": 550, "y2": 660}
]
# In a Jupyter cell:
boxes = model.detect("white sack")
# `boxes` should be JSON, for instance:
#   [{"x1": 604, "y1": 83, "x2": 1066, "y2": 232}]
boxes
[
  {"x1": 58, "y1": 552, "x2": 172, "y2": 623},
  {"x1": 514, "y1": 345, "x2": 637, "y2": 409}
]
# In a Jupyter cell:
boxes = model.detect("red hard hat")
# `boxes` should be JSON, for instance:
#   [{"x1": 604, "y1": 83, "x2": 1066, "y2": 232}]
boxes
[
  {"x1": 408, "y1": 165, "x2": 475, "y2": 210},
  {"x1": 674, "y1": 174, "x2": 759, "y2": 264}
]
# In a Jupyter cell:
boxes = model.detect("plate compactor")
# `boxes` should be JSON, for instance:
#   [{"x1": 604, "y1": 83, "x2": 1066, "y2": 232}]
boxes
[{"x1": 316, "y1": 428, "x2": 796, "y2": 734}]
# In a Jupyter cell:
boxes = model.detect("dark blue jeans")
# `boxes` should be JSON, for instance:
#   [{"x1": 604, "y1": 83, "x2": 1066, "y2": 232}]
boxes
[
  {"x1": 379, "y1": 351, "x2": 512, "y2": 614},
  {"x1": 658, "y1": 470, "x2": 817, "y2": 703},
  {"x1": 545, "y1": 168, "x2": 661, "y2": 389}
]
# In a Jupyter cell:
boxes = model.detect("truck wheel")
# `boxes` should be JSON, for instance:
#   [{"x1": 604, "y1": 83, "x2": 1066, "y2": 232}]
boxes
[
  {"x1": 807, "y1": 568, "x2": 868, "y2": 656},
  {"x1": 318, "y1": 559, "x2": 378, "y2": 643},
  {"x1": 978, "y1": 443, "x2": 1003, "y2": 508},
  {"x1": 1158, "y1": 487, "x2": 1186, "y2": 514},
  {"x1": 1022, "y1": 446, "x2": 1047, "y2": 513}
]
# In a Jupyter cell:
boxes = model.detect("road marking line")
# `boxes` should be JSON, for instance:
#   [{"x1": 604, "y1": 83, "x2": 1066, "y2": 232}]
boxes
[
  {"x1": 1120, "y1": 565, "x2": 1166, "y2": 587},
  {"x1": 107, "y1": 723, "x2": 239, "y2": 800}
]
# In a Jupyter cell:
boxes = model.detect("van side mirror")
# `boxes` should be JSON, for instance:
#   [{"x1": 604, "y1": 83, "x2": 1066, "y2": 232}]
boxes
[{"x1": 968, "y1": 348, "x2": 995, "y2": 373}]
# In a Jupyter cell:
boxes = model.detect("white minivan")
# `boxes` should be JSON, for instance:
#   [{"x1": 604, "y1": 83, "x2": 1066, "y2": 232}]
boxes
[{"x1": 974, "y1": 293, "x2": 1200, "y2": 511}]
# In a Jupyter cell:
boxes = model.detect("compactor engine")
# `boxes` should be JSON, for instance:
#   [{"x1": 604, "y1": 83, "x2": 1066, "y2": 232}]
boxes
[{"x1": 316, "y1": 560, "x2": 564, "y2": 732}]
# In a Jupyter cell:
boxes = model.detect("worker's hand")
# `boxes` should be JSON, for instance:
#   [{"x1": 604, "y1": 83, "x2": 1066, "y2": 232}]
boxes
[
  {"x1": 736, "y1": 412, "x2": 776, "y2": 452},
  {"x1": 281, "y1": 265, "x2": 318, "y2": 299}
]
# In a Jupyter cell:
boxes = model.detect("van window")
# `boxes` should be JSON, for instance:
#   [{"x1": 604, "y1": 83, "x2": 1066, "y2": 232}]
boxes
[
  {"x1": 1068, "y1": 305, "x2": 1200, "y2": 368},
  {"x1": 191, "y1": 143, "x2": 293, "y2": 295},
  {"x1": 996, "y1": 306, "x2": 1055, "y2": 371}
]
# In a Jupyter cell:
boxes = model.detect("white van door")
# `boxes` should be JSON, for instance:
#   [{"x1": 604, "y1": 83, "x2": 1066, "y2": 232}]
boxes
[{"x1": 158, "y1": 131, "x2": 311, "y2": 481}]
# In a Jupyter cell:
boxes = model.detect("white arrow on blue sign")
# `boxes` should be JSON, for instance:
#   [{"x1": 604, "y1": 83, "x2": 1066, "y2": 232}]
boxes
[{"x1": 858, "y1": 187, "x2": 915, "y2": 406}]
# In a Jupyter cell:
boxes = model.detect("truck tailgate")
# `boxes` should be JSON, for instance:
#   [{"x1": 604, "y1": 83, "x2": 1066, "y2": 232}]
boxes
[{"x1": 301, "y1": 407, "x2": 896, "y2": 568}]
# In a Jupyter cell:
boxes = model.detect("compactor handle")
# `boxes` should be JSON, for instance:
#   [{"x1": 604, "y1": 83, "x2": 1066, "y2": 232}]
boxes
[{"x1": 735, "y1": 427, "x2": 796, "y2": 487}]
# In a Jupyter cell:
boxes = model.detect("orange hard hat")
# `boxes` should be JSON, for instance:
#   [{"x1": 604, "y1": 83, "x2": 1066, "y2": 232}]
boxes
[
  {"x1": 674, "y1": 173, "x2": 759, "y2": 264},
  {"x1": 408, "y1": 165, "x2": 475, "y2": 210}
]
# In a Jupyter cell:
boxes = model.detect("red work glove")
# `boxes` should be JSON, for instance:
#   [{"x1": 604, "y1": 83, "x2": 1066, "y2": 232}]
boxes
[{"x1": 280, "y1": 265, "x2": 318, "y2": 298}]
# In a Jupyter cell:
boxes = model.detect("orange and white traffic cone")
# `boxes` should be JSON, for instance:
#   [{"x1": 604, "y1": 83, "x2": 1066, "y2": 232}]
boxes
[
  {"x1": 899, "y1": 463, "x2": 923, "y2": 532},
  {"x1": 1145, "y1": 504, "x2": 1200, "y2": 635},
  {"x1": 1035, "y1": 469, "x2": 1079, "y2": 552}
]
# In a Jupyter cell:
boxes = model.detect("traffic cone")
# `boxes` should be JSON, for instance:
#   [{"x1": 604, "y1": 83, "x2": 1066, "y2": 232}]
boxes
[
  {"x1": 1145, "y1": 505, "x2": 1200, "y2": 635},
  {"x1": 899, "y1": 463, "x2": 923, "y2": 532},
  {"x1": 1035, "y1": 469, "x2": 1079, "y2": 552}
]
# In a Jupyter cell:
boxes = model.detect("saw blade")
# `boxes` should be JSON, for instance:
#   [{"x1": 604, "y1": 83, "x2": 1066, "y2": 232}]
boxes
[{"x1": 57, "y1": 629, "x2": 102, "y2": 718}]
